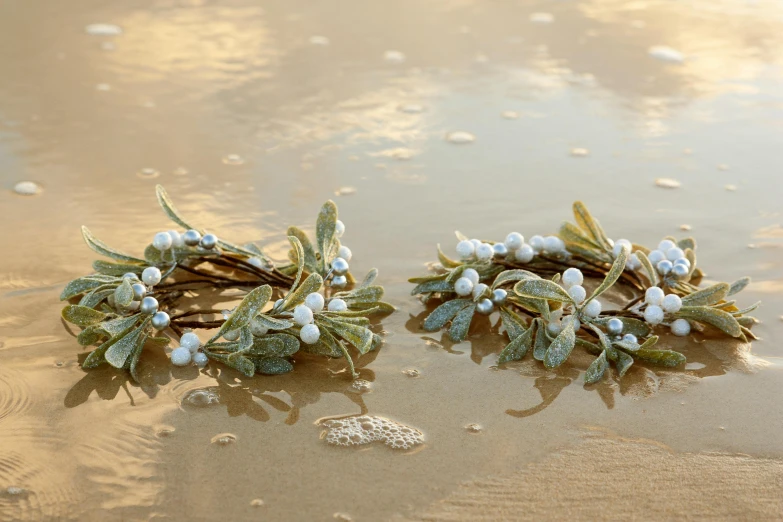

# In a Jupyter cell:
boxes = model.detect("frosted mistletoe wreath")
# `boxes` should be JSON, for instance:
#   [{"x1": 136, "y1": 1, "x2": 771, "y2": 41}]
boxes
[
  {"x1": 60, "y1": 185, "x2": 393, "y2": 381},
  {"x1": 411, "y1": 202, "x2": 760, "y2": 383}
]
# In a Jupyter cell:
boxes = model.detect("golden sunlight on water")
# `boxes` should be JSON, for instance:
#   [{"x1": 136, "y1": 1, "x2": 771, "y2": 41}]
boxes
[{"x1": 0, "y1": 0, "x2": 782, "y2": 520}]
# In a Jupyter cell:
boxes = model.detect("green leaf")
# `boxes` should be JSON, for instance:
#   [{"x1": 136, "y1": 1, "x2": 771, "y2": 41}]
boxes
[
  {"x1": 499, "y1": 307, "x2": 528, "y2": 340},
  {"x1": 532, "y1": 319, "x2": 550, "y2": 361},
  {"x1": 498, "y1": 326, "x2": 534, "y2": 364},
  {"x1": 254, "y1": 357, "x2": 294, "y2": 375},
  {"x1": 60, "y1": 276, "x2": 119, "y2": 300},
  {"x1": 727, "y1": 277, "x2": 751, "y2": 297},
  {"x1": 594, "y1": 317, "x2": 651, "y2": 338},
  {"x1": 412, "y1": 279, "x2": 454, "y2": 295},
  {"x1": 155, "y1": 184, "x2": 197, "y2": 230},
  {"x1": 544, "y1": 321, "x2": 576, "y2": 369},
  {"x1": 615, "y1": 350, "x2": 634, "y2": 377},
  {"x1": 62, "y1": 305, "x2": 107, "y2": 327},
  {"x1": 682, "y1": 283, "x2": 730, "y2": 306},
  {"x1": 250, "y1": 333, "x2": 300, "y2": 357},
  {"x1": 252, "y1": 314, "x2": 294, "y2": 331},
  {"x1": 299, "y1": 327, "x2": 343, "y2": 357},
  {"x1": 286, "y1": 226, "x2": 318, "y2": 272},
  {"x1": 636, "y1": 251, "x2": 659, "y2": 287},
  {"x1": 77, "y1": 326, "x2": 105, "y2": 346},
  {"x1": 559, "y1": 221, "x2": 602, "y2": 250},
  {"x1": 105, "y1": 318, "x2": 150, "y2": 369},
  {"x1": 359, "y1": 269, "x2": 379, "y2": 288},
  {"x1": 586, "y1": 245, "x2": 628, "y2": 303},
  {"x1": 78, "y1": 287, "x2": 115, "y2": 308},
  {"x1": 492, "y1": 270, "x2": 539, "y2": 289},
  {"x1": 572, "y1": 201, "x2": 612, "y2": 250},
  {"x1": 315, "y1": 200, "x2": 338, "y2": 272},
  {"x1": 286, "y1": 235, "x2": 306, "y2": 297},
  {"x1": 317, "y1": 316, "x2": 373, "y2": 354},
  {"x1": 677, "y1": 237, "x2": 696, "y2": 251},
  {"x1": 676, "y1": 306, "x2": 742, "y2": 337},
  {"x1": 210, "y1": 285, "x2": 273, "y2": 342},
  {"x1": 448, "y1": 304, "x2": 476, "y2": 342},
  {"x1": 81, "y1": 226, "x2": 146, "y2": 264},
  {"x1": 338, "y1": 286, "x2": 384, "y2": 304},
  {"x1": 422, "y1": 299, "x2": 472, "y2": 331},
  {"x1": 437, "y1": 245, "x2": 462, "y2": 269},
  {"x1": 129, "y1": 334, "x2": 149, "y2": 381},
  {"x1": 113, "y1": 278, "x2": 134, "y2": 308},
  {"x1": 281, "y1": 273, "x2": 323, "y2": 311},
  {"x1": 99, "y1": 314, "x2": 142, "y2": 337},
  {"x1": 584, "y1": 351, "x2": 608, "y2": 384},
  {"x1": 731, "y1": 302, "x2": 761, "y2": 316},
  {"x1": 514, "y1": 279, "x2": 573, "y2": 303},
  {"x1": 632, "y1": 349, "x2": 686, "y2": 367},
  {"x1": 92, "y1": 260, "x2": 144, "y2": 277}
]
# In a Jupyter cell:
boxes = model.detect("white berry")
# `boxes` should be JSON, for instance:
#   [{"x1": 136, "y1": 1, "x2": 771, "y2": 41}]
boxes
[
  {"x1": 456, "y1": 240, "x2": 475, "y2": 259},
  {"x1": 305, "y1": 292, "x2": 325, "y2": 312},
  {"x1": 514, "y1": 244, "x2": 535, "y2": 263},
  {"x1": 180, "y1": 332, "x2": 201, "y2": 353},
  {"x1": 543, "y1": 236, "x2": 565, "y2": 254},
  {"x1": 656, "y1": 260, "x2": 673, "y2": 275},
  {"x1": 529, "y1": 235, "x2": 545, "y2": 252},
  {"x1": 626, "y1": 253, "x2": 641, "y2": 271},
  {"x1": 153, "y1": 232, "x2": 173, "y2": 251},
  {"x1": 666, "y1": 247, "x2": 685, "y2": 261},
  {"x1": 223, "y1": 329, "x2": 240, "y2": 341},
  {"x1": 168, "y1": 230, "x2": 184, "y2": 248},
  {"x1": 647, "y1": 249, "x2": 665, "y2": 266},
  {"x1": 662, "y1": 294, "x2": 682, "y2": 313},
  {"x1": 658, "y1": 239, "x2": 676, "y2": 253},
  {"x1": 562, "y1": 267, "x2": 583, "y2": 288},
  {"x1": 645, "y1": 287, "x2": 665, "y2": 306},
  {"x1": 547, "y1": 320, "x2": 563, "y2": 335},
  {"x1": 583, "y1": 299, "x2": 602, "y2": 318},
  {"x1": 328, "y1": 298, "x2": 348, "y2": 312},
  {"x1": 670, "y1": 318, "x2": 691, "y2": 336},
  {"x1": 454, "y1": 277, "x2": 474, "y2": 296},
  {"x1": 337, "y1": 245, "x2": 352, "y2": 262},
  {"x1": 504, "y1": 232, "x2": 524, "y2": 251},
  {"x1": 250, "y1": 317, "x2": 269, "y2": 336},
  {"x1": 334, "y1": 220, "x2": 345, "y2": 237},
  {"x1": 568, "y1": 285, "x2": 586, "y2": 304},
  {"x1": 462, "y1": 268, "x2": 480, "y2": 285},
  {"x1": 293, "y1": 304, "x2": 314, "y2": 325},
  {"x1": 170, "y1": 347, "x2": 192, "y2": 366},
  {"x1": 562, "y1": 315, "x2": 581, "y2": 331},
  {"x1": 644, "y1": 305, "x2": 664, "y2": 325},
  {"x1": 472, "y1": 283, "x2": 488, "y2": 299},
  {"x1": 475, "y1": 243, "x2": 494, "y2": 261},
  {"x1": 613, "y1": 239, "x2": 631, "y2": 258},
  {"x1": 193, "y1": 352, "x2": 208, "y2": 367},
  {"x1": 142, "y1": 266, "x2": 162, "y2": 286},
  {"x1": 300, "y1": 323, "x2": 321, "y2": 344}
]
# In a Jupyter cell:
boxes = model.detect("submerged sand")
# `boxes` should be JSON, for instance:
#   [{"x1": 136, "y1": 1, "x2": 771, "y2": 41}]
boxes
[{"x1": 1, "y1": 0, "x2": 782, "y2": 520}]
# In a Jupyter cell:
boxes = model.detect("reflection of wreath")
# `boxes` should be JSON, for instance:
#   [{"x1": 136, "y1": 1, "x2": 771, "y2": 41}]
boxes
[
  {"x1": 411, "y1": 202, "x2": 759, "y2": 384},
  {"x1": 60, "y1": 185, "x2": 393, "y2": 381}
]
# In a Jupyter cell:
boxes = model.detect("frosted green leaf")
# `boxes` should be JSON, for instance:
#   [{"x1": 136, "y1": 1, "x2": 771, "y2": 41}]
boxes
[
  {"x1": 572, "y1": 201, "x2": 612, "y2": 250},
  {"x1": 613, "y1": 339, "x2": 640, "y2": 352},
  {"x1": 81, "y1": 226, "x2": 146, "y2": 264},
  {"x1": 455, "y1": 230, "x2": 470, "y2": 242},
  {"x1": 412, "y1": 279, "x2": 454, "y2": 295},
  {"x1": 281, "y1": 273, "x2": 323, "y2": 311},
  {"x1": 92, "y1": 260, "x2": 144, "y2": 277},
  {"x1": 409, "y1": 273, "x2": 448, "y2": 285},
  {"x1": 559, "y1": 221, "x2": 602, "y2": 250},
  {"x1": 77, "y1": 326, "x2": 104, "y2": 346},
  {"x1": 676, "y1": 306, "x2": 742, "y2": 337},
  {"x1": 492, "y1": 270, "x2": 539, "y2": 289},
  {"x1": 254, "y1": 357, "x2": 294, "y2": 375},
  {"x1": 317, "y1": 316, "x2": 373, "y2": 354},
  {"x1": 586, "y1": 245, "x2": 628, "y2": 304},
  {"x1": 300, "y1": 327, "x2": 343, "y2": 357},
  {"x1": 62, "y1": 305, "x2": 106, "y2": 327},
  {"x1": 338, "y1": 285, "x2": 384, "y2": 304},
  {"x1": 445, "y1": 265, "x2": 467, "y2": 284},
  {"x1": 128, "y1": 335, "x2": 146, "y2": 381},
  {"x1": 514, "y1": 279, "x2": 573, "y2": 303},
  {"x1": 632, "y1": 348, "x2": 686, "y2": 367},
  {"x1": 615, "y1": 349, "x2": 634, "y2": 377},
  {"x1": 286, "y1": 226, "x2": 318, "y2": 272},
  {"x1": 499, "y1": 306, "x2": 528, "y2": 340},
  {"x1": 636, "y1": 251, "x2": 658, "y2": 287},
  {"x1": 252, "y1": 314, "x2": 294, "y2": 330},
  {"x1": 113, "y1": 278, "x2": 134, "y2": 308},
  {"x1": 80, "y1": 288, "x2": 115, "y2": 308},
  {"x1": 315, "y1": 200, "x2": 338, "y2": 272},
  {"x1": 60, "y1": 276, "x2": 118, "y2": 300},
  {"x1": 286, "y1": 236, "x2": 306, "y2": 295},
  {"x1": 584, "y1": 351, "x2": 608, "y2": 384},
  {"x1": 437, "y1": 245, "x2": 462, "y2": 268},
  {"x1": 359, "y1": 268, "x2": 379, "y2": 288},
  {"x1": 210, "y1": 285, "x2": 273, "y2": 342},
  {"x1": 448, "y1": 303, "x2": 476, "y2": 342},
  {"x1": 732, "y1": 302, "x2": 760, "y2": 316},
  {"x1": 682, "y1": 283, "x2": 730, "y2": 306},
  {"x1": 250, "y1": 333, "x2": 300, "y2": 357},
  {"x1": 593, "y1": 317, "x2": 651, "y2": 338},
  {"x1": 498, "y1": 325, "x2": 534, "y2": 364},
  {"x1": 155, "y1": 184, "x2": 196, "y2": 230},
  {"x1": 587, "y1": 323, "x2": 613, "y2": 352},
  {"x1": 105, "y1": 318, "x2": 150, "y2": 369},
  {"x1": 422, "y1": 299, "x2": 472, "y2": 331},
  {"x1": 100, "y1": 314, "x2": 142, "y2": 337},
  {"x1": 532, "y1": 319, "x2": 550, "y2": 361},
  {"x1": 544, "y1": 321, "x2": 576, "y2": 369},
  {"x1": 677, "y1": 237, "x2": 696, "y2": 251},
  {"x1": 727, "y1": 277, "x2": 751, "y2": 297}
]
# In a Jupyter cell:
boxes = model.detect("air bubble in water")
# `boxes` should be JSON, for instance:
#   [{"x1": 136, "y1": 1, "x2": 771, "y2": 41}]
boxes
[
  {"x1": 136, "y1": 168, "x2": 160, "y2": 180},
  {"x1": 446, "y1": 131, "x2": 475, "y2": 144},
  {"x1": 155, "y1": 426, "x2": 176, "y2": 437},
  {"x1": 223, "y1": 154, "x2": 245, "y2": 165},
  {"x1": 13, "y1": 181, "x2": 41, "y2": 195},
  {"x1": 85, "y1": 24, "x2": 122, "y2": 36},
  {"x1": 250, "y1": 499, "x2": 265, "y2": 507},
  {"x1": 6, "y1": 486, "x2": 26, "y2": 496},
  {"x1": 211, "y1": 433, "x2": 237, "y2": 445},
  {"x1": 648, "y1": 46, "x2": 684, "y2": 64},
  {"x1": 182, "y1": 388, "x2": 220, "y2": 408},
  {"x1": 402, "y1": 368, "x2": 420, "y2": 377},
  {"x1": 465, "y1": 423, "x2": 482, "y2": 433},
  {"x1": 322, "y1": 415, "x2": 424, "y2": 450},
  {"x1": 334, "y1": 513, "x2": 353, "y2": 521},
  {"x1": 351, "y1": 379, "x2": 372, "y2": 393}
]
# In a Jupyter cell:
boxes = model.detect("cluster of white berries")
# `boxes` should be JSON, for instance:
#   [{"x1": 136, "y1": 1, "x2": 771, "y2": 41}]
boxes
[
  {"x1": 455, "y1": 232, "x2": 566, "y2": 265},
  {"x1": 329, "y1": 220, "x2": 350, "y2": 288},
  {"x1": 120, "y1": 268, "x2": 171, "y2": 330},
  {"x1": 608, "y1": 239, "x2": 642, "y2": 272},
  {"x1": 453, "y1": 268, "x2": 507, "y2": 316},
  {"x1": 647, "y1": 239, "x2": 691, "y2": 281},
  {"x1": 548, "y1": 268, "x2": 599, "y2": 335},
  {"x1": 605, "y1": 317, "x2": 640, "y2": 344},
  {"x1": 170, "y1": 332, "x2": 208, "y2": 368},
  {"x1": 152, "y1": 229, "x2": 218, "y2": 252},
  {"x1": 642, "y1": 286, "x2": 690, "y2": 336}
]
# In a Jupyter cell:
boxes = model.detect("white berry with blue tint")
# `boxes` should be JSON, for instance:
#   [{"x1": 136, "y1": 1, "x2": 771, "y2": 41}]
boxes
[
  {"x1": 504, "y1": 232, "x2": 524, "y2": 251},
  {"x1": 475, "y1": 243, "x2": 494, "y2": 261},
  {"x1": 562, "y1": 268, "x2": 583, "y2": 288},
  {"x1": 515, "y1": 244, "x2": 535, "y2": 263},
  {"x1": 472, "y1": 283, "x2": 488, "y2": 299},
  {"x1": 662, "y1": 294, "x2": 683, "y2": 313},
  {"x1": 454, "y1": 277, "x2": 474, "y2": 297},
  {"x1": 300, "y1": 323, "x2": 321, "y2": 344},
  {"x1": 568, "y1": 285, "x2": 586, "y2": 304},
  {"x1": 645, "y1": 287, "x2": 665, "y2": 306},
  {"x1": 456, "y1": 240, "x2": 475, "y2": 259},
  {"x1": 491, "y1": 289, "x2": 507, "y2": 306},
  {"x1": 529, "y1": 235, "x2": 545, "y2": 252},
  {"x1": 192, "y1": 352, "x2": 208, "y2": 368},
  {"x1": 180, "y1": 332, "x2": 201, "y2": 353},
  {"x1": 656, "y1": 260, "x2": 673, "y2": 275},
  {"x1": 334, "y1": 220, "x2": 345, "y2": 237},
  {"x1": 328, "y1": 298, "x2": 348, "y2": 312},
  {"x1": 305, "y1": 292, "x2": 325, "y2": 312},
  {"x1": 182, "y1": 229, "x2": 201, "y2": 246},
  {"x1": 658, "y1": 239, "x2": 676, "y2": 253},
  {"x1": 607, "y1": 318, "x2": 623, "y2": 335},
  {"x1": 476, "y1": 298, "x2": 494, "y2": 315},
  {"x1": 644, "y1": 305, "x2": 664, "y2": 325},
  {"x1": 613, "y1": 239, "x2": 632, "y2": 258},
  {"x1": 151, "y1": 311, "x2": 170, "y2": 330},
  {"x1": 331, "y1": 257, "x2": 349, "y2": 275},
  {"x1": 626, "y1": 253, "x2": 641, "y2": 271},
  {"x1": 492, "y1": 243, "x2": 508, "y2": 256},
  {"x1": 168, "y1": 230, "x2": 184, "y2": 248},
  {"x1": 140, "y1": 296, "x2": 158, "y2": 315},
  {"x1": 543, "y1": 236, "x2": 565, "y2": 254},
  {"x1": 199, "y1": 233, "x2": 218, "y2": 250},
  {"x1": 583, "y1": 299, "x2": 602, "y2": 318},
  {"x1": 462, "y1": 268, "x2": 480, "y2": 285},
  {"x1": 622, "y1": 333, "x2": 638, "y2": 344},
  {"x1": 250, "y1": 318, "x2": 269, "y2": 336},
  {"x1": 293, "y1": 304, "x2": 314, "y2": 325},
  {"x1": 672, "y1": 263, "x2": 689, "y2": 280},
  {"x1": 331, "y1": 275, "x2": 347, "y2": 287},
  {"x1": 647, "y1": 249, "x2": 666, "y2": 266},
  {"x1": 170, "y1": 347, "x2": 192, "y2": 366},
  {"x1": 666, "y1": 247, "x2": 685, "y2": 261},
  {"x1": 337, "y1": 245, "x2": 352, "y2": 262},
  {"x1": 153, "y1": 232, "x2": 173, "y2": 251},
  {"x1": 142, "y1": 266, "x2": 162, "y2": 286},
  {"x1": 671, "y1": 318, "x2": 691, "y2": 336}
]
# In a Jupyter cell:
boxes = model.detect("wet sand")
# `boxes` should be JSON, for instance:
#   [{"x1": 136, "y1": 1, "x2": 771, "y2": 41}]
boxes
[{"x1": 1, "y1": 0, "x2": 782, "y2": 520}]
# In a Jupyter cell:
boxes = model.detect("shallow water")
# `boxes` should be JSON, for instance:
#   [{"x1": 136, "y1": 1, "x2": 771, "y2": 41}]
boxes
[{"x1": 1, "y1": 0, "x2": 782, "y2": 520}]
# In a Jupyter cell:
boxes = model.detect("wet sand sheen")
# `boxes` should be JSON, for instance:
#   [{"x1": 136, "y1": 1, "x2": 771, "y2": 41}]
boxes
[{"x1": 1, "y1": 0, "x2": 782, "y2": 520}]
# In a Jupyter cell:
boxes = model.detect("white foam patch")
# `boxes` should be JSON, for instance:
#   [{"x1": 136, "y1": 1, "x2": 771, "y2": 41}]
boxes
[{"x1": 322, "y1": 416, "x2": 424, "y2": 450}]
